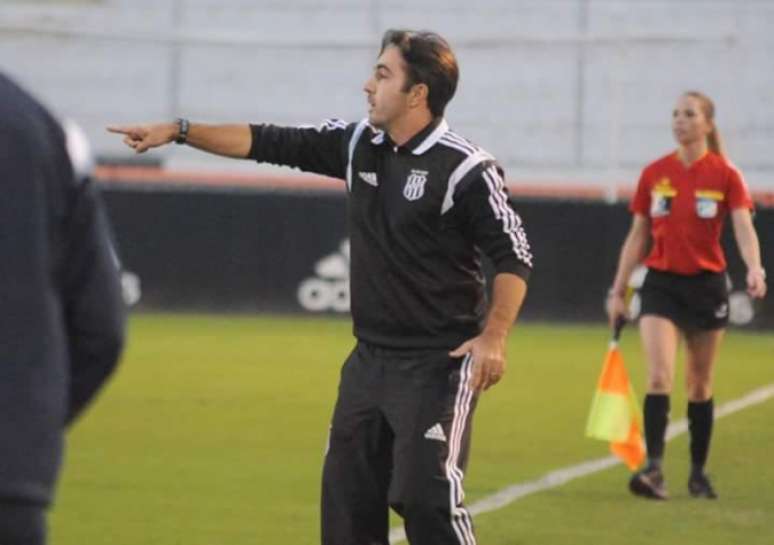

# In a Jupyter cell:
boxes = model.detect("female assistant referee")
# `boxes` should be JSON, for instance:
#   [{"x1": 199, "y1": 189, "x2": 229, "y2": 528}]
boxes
[{"x1": 606, "y1": 91, "x2": 767, "y2": 500}]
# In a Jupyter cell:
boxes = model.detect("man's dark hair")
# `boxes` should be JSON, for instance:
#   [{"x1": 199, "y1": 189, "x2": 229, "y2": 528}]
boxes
[{"x1": 380, "y1": 29, "x2": 459, "y2": 118}]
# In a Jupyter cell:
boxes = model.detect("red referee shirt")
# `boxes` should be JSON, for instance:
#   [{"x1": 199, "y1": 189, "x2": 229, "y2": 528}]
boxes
[{"x1": 630, "y1": 151, "x2": 753, "y2": 275}]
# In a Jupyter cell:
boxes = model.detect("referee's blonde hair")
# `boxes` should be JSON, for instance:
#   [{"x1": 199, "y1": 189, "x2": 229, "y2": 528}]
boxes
[{"x1": 684, "y1": 91, "x2": 725, "y2": 157}]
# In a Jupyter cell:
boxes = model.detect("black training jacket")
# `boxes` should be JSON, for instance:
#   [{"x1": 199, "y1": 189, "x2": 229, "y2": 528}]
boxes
[
  {"x1": 250, "y1": 117, "x2": 532, "y2": 349},
  {"x1": 0, "y1": 73, "x2": 126, "y2": 504}
]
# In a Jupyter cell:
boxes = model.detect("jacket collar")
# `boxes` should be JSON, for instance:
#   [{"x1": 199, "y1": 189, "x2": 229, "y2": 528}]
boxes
[{"x1": 370, "y1": 117, "x2": 449, "y2": 155}]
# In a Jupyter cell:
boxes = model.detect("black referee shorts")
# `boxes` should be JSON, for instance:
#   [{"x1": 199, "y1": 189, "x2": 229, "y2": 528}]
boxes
[
  {"x1": 640, "y1": 268, "x2": 729, "y2": 331},
  {"x1": 322, "y1": 341, "x2": 478, "y2": 545}
]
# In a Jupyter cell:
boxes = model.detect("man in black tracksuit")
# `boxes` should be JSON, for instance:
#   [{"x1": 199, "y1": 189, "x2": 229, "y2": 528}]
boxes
[
  {"x1": 0, "y1": 73, "x2": 126, "y2": 544},
  {"x1": 110, "y1": 29, "x2": 531, "y2": 545}
]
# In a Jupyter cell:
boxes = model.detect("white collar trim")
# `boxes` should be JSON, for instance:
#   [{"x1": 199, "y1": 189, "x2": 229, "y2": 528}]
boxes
[{"x1": 412, "y1": 118, "x2": 449, "y2": 155}]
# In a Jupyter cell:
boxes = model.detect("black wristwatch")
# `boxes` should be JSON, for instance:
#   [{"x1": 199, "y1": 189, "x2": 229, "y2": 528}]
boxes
[{"x1": 174, "y1": 117, "x2": 189, "y2": 144}]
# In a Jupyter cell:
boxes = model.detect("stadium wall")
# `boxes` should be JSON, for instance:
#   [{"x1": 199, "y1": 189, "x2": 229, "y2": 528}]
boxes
[
  {"x1": 2, "y1": 0, "x2": 774, "y2": 190},
  {"x1": 101, "y1": 176, "x2": 774, "y2": 329}
]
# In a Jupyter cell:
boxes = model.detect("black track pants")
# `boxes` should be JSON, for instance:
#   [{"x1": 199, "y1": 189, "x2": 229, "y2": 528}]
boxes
[
  {"x1": 0, "y1": 501, "x2": 46, "y2": 545},
  {"x1": 322, "y1": 342, "x2": 478, "y2": 545}
]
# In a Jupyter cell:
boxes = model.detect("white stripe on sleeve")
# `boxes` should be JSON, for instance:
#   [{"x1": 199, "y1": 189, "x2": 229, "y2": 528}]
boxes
[{"x1": 482, "y1": 167, "x2": 533, "y2": 268}]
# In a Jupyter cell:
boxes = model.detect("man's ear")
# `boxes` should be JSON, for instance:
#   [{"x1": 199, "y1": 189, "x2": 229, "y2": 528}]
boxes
[{"x1": 409, "y1": 83, "x2": 429, "y2": 109}]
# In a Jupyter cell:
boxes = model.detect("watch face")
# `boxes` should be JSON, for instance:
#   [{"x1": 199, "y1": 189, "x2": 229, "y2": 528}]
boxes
[{"x1": 175, "y1": 118, "x2": 189, "y2": 144}]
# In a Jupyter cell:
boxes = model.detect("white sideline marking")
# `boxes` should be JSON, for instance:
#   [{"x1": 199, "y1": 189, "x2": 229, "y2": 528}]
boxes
[{"x1": 389, "y1": 383, "x2": 774, "y2": 544}]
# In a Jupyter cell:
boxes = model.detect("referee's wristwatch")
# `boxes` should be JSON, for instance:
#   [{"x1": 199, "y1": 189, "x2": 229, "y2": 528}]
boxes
[{"x1": 174, "y1": 117, "x2": 190, "y2": 145}]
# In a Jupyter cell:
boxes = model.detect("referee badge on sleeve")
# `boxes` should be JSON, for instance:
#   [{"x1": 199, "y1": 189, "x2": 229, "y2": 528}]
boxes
[{"x1": 403, "y1": 169, "x2": 428, "y2": 201}]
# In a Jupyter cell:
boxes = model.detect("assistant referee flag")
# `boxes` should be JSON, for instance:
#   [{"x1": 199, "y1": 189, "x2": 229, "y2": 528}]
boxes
[{"x1": 585, "y1": 322, "x2": 646, "y2": 470}]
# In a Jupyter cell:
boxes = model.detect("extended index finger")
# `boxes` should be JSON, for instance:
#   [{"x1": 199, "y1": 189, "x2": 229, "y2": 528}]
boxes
[{"x1": 106, "y1": 125, "x2": 135, "y2": 135}]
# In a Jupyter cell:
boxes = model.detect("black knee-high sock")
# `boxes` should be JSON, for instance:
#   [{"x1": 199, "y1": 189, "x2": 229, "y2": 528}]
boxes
[
  {"x1": 644, "y1": 394, "x2": 670, "y2": 467},
  {"x1": 688, "y1": 398, "x2": 714, "y2": 474}
]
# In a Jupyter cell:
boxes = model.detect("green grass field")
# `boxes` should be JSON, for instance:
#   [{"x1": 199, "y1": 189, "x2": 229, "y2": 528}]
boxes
[{"x1": 50, "y1": 314, "x2": 774, "y2": 544}]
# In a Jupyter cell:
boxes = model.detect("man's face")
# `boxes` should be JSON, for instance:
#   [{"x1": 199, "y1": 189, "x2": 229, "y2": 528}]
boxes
[{"x1": 363, "y1": 45, "x2": 412, "y2": 129}]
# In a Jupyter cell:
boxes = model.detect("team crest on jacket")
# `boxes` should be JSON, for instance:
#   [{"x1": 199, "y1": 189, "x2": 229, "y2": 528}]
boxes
[{"x1": 403, "y1": 169, "x2": 428, "y2": 201}]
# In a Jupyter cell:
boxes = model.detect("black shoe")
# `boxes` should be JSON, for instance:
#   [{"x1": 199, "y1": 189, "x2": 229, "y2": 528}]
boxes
[
  {"x1": 688, "y1": 472, "x2": 718, "y2": 499},
  {"x1": 629, "y1": 467, "x2": 669, "y2": 500}
]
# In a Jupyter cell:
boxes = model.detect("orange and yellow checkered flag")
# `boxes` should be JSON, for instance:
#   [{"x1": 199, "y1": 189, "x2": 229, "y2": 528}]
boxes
[{"x1": 585, "y1": 321, "x2": 646, "y2": 470}]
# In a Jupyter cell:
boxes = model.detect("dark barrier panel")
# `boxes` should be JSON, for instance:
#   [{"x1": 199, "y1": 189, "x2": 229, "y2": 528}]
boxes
[
  {"x1": 104, "y1": 187, "x2": 347, "y2": 313},
  {"x1": 103, "y1": 185, "x2": 773, "y2": 328}
]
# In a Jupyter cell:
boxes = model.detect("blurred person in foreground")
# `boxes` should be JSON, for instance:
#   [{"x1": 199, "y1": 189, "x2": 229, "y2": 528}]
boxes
[
  {"x1": 606, "y1": 91, "x2": 766, "y2": 500},
  {"x1": 109, "y1": 29, "x2": 531, "y2": 545},
  {"x1": 0, "y1": 73, "x2": 126, "y2": 544}
]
